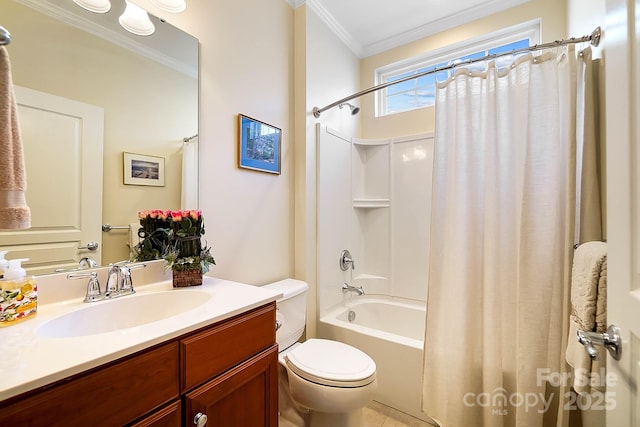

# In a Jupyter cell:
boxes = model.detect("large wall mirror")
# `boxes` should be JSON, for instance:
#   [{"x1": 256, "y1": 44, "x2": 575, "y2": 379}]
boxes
[{"x1": 0, "y1": 0, "x2": 198, "y2": 275}]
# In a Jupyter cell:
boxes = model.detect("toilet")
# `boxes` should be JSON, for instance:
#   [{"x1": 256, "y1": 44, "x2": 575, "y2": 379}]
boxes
[{"x1": 263, "y1": 279, "x2": 377, "y2": 427}]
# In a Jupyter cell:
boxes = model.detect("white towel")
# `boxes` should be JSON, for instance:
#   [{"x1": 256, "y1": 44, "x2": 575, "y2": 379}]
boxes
[
  {"x1": 565, "y1": 241, "x2": 607, "y2": 393},
  {"x1": 0, "y1": 46, "x2": 30, "y2": 230},
  {"x1": 128, "y1": 222, "x2": 141, "y2": 259}
]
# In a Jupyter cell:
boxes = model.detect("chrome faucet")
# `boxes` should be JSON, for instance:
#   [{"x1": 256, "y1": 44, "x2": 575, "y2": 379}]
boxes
[
  {"x1": 79, "y1": 256, "x2": 98, "y2": 269},
  {"x1": 105, "y1": 263, "x2": 142, "y2": 298},
  {"x1": 68, "y1": 271, "x2": 103, "y2": 303},
  {"x1": 342, "y1": 282, "x2": 365, "y2": 296}
]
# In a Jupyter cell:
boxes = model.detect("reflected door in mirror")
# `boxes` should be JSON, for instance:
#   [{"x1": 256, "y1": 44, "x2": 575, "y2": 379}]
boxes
[{"x1": 0, "y1": 86, "x2": 104, "y2": 275}]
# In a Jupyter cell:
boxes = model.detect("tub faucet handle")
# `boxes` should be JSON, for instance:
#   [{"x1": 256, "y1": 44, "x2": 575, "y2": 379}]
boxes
[{"x1": 340, "y1": 249, "x2": 355, "y2": 271}]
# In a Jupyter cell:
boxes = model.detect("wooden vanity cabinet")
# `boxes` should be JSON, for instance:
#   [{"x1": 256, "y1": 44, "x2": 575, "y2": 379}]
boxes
[
  {"x1": 181, "y1": 303, "x2": 278, "y2": 427},
  {"x1": 0, "y1": 302, "x2": 278, "y2": 427},
  {"x1": 0, "y1": 342, "x2": 180, "y2": 427},
  {"x1": 130, "y1": 400, "x2": 182, "y2": 427}
]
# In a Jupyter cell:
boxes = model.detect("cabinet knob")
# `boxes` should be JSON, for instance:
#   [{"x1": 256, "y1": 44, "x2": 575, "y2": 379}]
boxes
[{"x1": 194, "y1": 412, "x2": 208, "y2": 426}]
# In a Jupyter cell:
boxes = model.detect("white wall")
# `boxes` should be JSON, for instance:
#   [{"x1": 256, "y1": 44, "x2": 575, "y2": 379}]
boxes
[
  {"x1": 316, "y1": 131, "x2": 434, "y2": 315},
  {"x1": 295, "y1": 5, "x2": 361, "y2": 336},
  {"x1": 134, "y1": 0, "x2": 295, "y2": 285},
  {"x1": 567, "y1": 0, "x2": 605, "y2": 58},
  {"x1": 316, "y1": 127, "x2": 352, "y2": 314}
]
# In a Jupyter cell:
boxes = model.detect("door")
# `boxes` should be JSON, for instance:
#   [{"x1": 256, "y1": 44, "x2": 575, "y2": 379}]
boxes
[
  {"x1": 605, "y1": 0, "x2": 640, "y2": 425},
  {"x1": 184, "y1": 345, "x2": 279, "y2": 427},
  {"x1": 0, "y1": 86, "x2": 104, "y2": 275}
]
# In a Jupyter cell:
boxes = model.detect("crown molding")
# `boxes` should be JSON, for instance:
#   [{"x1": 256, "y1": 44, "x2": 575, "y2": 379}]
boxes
[
  {"x1": 361, "y1": 0, "x2": 531, "y2": 57},
  {"x1": 304, "y1": 0, "x2": 364, "y2": 57},
  {"x1": 298, "y1": 0, "x2": 532, "y2": 58}
]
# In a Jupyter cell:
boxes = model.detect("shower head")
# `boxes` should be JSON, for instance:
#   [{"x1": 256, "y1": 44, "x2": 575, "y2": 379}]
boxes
[{"x1": 339, "y1": 102, "x2": 360, "y2": 115}]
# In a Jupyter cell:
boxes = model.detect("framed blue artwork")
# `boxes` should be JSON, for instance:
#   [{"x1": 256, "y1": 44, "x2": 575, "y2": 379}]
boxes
[{"x1": 238, "y1": 114, "x2": 281, "y2": 174}]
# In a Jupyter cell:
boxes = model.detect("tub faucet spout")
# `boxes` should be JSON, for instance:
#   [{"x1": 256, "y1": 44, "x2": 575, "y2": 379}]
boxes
[{"x1": 342, "y1": 283, "x2": 365, "y2": 296}]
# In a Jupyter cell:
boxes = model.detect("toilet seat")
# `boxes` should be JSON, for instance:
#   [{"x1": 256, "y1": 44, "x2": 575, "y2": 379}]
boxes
[{"x1": 284, "y1": 339, "x2": 376, "y2": 388}]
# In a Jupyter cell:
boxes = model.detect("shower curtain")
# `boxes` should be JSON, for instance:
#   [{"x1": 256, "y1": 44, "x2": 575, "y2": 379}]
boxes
[
  {"x1": 181, "y1": 137, "x2": 199, "y2": 210},
  {"x1": 421, "y1": 45, "x2": 600, "y2": 427}
]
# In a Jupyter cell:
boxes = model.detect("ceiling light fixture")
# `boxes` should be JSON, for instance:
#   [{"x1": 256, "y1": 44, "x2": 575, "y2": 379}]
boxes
[
  {"x1": 149, "y1": 0, "x2": 186, "y2": 13},
  {"x1": 119, "y1": 1, "x2": 155, "y2": 36},
  {"x1": 72, "y1": 0, "x2": 111, "y2": 13}
]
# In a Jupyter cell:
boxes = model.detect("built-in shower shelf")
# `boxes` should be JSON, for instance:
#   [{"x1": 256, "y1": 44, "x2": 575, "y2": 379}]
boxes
[
  {"x1": 353, "y1": 198, "x2": 390, "y2": 208},
  {"x1": 353, "y1": 273, "x2": 387, "y2": 281}
]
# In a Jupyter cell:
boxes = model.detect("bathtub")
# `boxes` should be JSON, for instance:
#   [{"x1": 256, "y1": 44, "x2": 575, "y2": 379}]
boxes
[{"x1": 318, "y1": 296, "x2": 435, "y2": 424}]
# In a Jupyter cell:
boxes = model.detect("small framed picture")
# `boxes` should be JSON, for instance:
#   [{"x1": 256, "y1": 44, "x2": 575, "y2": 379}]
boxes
[
  {"x1": 123, "y1": 152, "x2": 165, "y2": 186},
  {"x1": 238, "y1": 114, "x2": 281, "y2": 174}
]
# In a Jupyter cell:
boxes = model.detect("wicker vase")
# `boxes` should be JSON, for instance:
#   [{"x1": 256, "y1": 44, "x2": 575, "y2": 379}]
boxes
[{"x1": 172, "y1": 268, "x2": 203, "y2": 288}]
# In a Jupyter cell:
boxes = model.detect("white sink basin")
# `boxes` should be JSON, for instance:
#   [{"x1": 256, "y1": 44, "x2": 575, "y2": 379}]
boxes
[{"x1": 37, "y1": 290, "x2": 212, "y2": 338}]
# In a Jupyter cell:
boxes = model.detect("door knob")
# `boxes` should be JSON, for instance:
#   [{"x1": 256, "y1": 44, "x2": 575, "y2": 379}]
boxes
[
  {"x1": 577, "y1": 324, "x2": 621, "y2": 361},
  {"x1": 193, "y1": 412, "x2": 208, "y2": 426},
  {"x1": 79, "y1": 241, "x2": 99, "y2": 251}
]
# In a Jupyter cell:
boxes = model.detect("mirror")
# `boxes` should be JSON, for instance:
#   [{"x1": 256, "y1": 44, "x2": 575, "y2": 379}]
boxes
[{"x1": 0, "y1": 0, "x2": 198, "y2": 274}]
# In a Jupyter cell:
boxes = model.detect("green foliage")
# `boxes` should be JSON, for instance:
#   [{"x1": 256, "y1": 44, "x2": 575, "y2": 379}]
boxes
[{"x1": 164, "y1": 244, "x2": 216, "y2": 273}]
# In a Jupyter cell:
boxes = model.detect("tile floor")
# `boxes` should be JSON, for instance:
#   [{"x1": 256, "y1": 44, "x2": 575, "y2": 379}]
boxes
[{"x1": 362, "y1": 401, "x2": 438, "y2": 427}]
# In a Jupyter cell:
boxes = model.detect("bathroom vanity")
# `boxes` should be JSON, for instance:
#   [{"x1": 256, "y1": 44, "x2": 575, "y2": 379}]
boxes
[{"x1": 0, "y1": 274, "x2": 281, "y2": 426}]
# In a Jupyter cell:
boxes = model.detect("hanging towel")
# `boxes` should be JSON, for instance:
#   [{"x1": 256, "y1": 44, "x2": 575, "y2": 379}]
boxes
[
  {"x1": 128, "y1": 222, "x2": 141, "y2": 259},
  {"x1": 565, "y1": 241, "x2": 607, "y2": 393},
  {"x1": 0, "y1": 46, "x2": 30, "y2": 230}
]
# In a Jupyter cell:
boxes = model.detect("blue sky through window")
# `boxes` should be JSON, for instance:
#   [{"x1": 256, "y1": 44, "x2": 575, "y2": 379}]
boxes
[{"x1": 382, "y1": 38, "x2": 530, "y2": 115}]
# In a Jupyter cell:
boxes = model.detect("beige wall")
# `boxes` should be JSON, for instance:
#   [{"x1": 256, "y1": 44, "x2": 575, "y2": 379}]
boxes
[
  {"x1": 135, "y1": 0, "x2": 295, "y2": 285},
  {"x1": 359, "y1": 0, "x2": 568, "y2": 139},
  {"x1": 3, "y1": 1, "x2": 197, "y2": 264}
]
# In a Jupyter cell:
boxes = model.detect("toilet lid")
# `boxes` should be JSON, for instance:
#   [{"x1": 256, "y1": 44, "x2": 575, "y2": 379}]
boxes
[{"x1": 284, "y1": 339, "x2": 376, "y2": 387}]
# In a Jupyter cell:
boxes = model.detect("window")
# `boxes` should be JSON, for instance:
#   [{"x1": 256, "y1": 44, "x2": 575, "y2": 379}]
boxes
[{"x1": 376, "y1": 20, "x2": 541, "y2": 116}]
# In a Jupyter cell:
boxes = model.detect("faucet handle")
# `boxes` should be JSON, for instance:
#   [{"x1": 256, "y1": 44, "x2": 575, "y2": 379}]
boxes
[
  {"x1": 118, "y1": 265, "x2": 135, "y2": 296},
  {"x1": 68, "y1": 271, "x2": 103, "y2": 303},
  {"x1": 339, "y1": 249, "x2": 355, "y2": 271},
  {"x1": 105, "y1": 265, "x2": 120, "y2": 297},
  {"x1": 116, "y1": 262, "x2": 146, "y2": 296}
]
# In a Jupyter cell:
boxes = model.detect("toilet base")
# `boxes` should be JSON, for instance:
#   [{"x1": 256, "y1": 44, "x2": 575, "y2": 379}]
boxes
[{"x1": 309, "y1": 408, "x2": 363, "y2": 427}]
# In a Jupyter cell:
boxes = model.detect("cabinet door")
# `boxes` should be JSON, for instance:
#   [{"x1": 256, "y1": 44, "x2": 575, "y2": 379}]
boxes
[{"x1": 184, "y1": 345, "x2": 278, "y2": 427}]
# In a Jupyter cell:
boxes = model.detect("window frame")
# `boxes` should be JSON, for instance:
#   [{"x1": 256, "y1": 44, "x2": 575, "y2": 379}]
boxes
[{"x1": 375, "y1": 19, "x2": 541, "y2": 117}]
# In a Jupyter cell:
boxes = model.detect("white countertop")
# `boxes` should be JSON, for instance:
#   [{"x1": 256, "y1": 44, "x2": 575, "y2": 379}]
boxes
[{"x1": 0, "y1": 276, "x2": 282, "y2": 401}]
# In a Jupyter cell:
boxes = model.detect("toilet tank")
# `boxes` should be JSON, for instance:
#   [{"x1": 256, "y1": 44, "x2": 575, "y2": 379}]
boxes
[{"x1": 262, "y1": 279, "x2": 308, "y2": 351}]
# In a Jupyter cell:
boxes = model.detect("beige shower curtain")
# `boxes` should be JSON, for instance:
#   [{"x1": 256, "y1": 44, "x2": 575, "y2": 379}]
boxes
[
  {"x1": 421, "y1": 45, "x2": 600, "y2": 427},
  {"x1": 181, "y1": 136, "x2": 199, "y2": 210}
]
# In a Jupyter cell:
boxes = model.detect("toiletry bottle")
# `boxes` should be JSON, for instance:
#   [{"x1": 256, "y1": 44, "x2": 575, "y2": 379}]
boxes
[
  {"x1": 0, "y1": 258, "x2": 37, "y2": 326},
  {"x1": 0, "y1": 251, "x2": 8, "y2": 279}
]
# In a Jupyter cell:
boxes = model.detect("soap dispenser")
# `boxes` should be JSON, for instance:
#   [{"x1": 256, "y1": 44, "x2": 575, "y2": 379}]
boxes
[
  {"x1": 0, "y1": 258, "x2": 37, "y2": 326},
  {"x1": 0, "y1": 251, "x2": 8, "y2": 279}
]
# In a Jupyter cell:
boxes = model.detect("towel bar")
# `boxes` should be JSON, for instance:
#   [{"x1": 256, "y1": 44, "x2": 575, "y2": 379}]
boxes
[
  {"x1": 102, "y1": 224, "x2": 130, "y2": 232},
  {"x1": 577, "y1": 324, "x2": 621, "y2": 361}
]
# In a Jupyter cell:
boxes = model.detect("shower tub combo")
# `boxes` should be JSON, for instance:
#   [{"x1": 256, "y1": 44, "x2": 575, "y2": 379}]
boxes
[{"x1": 319, "y1": 295, "x2": 434, "y2": 423}]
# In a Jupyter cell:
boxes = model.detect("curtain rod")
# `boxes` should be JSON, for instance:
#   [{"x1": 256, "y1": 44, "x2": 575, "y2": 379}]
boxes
[
  {"x1": 183, "y1": 134, "x2": 198, "y2": 143},
  {"x1": 312, "y1": 26, "x2": 602, "y2": 118}
]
